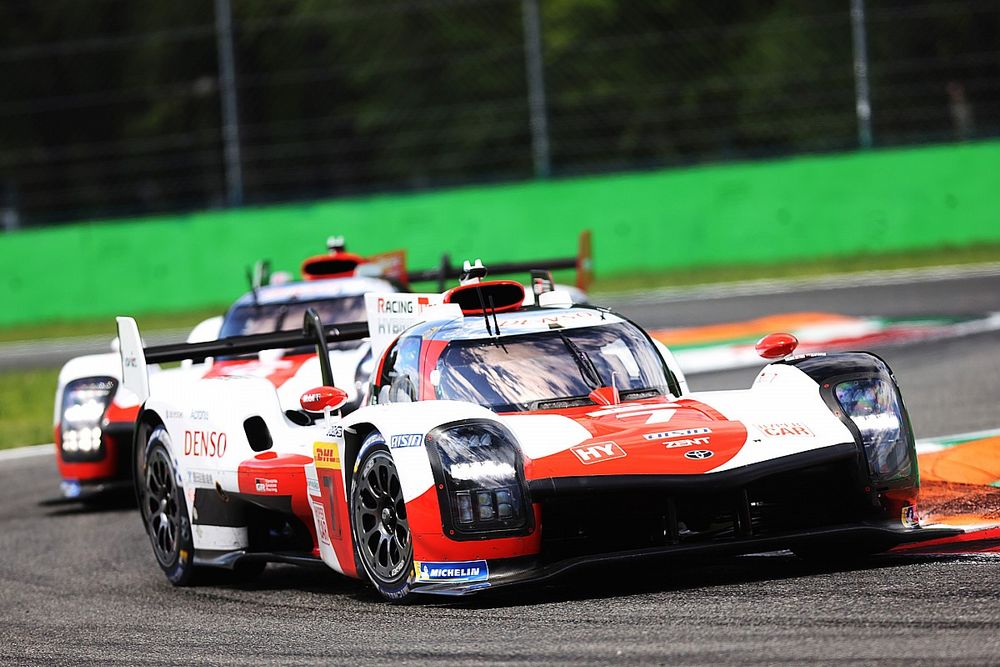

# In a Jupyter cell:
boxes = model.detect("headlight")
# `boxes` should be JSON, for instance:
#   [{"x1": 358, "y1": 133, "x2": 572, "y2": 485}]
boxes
[
  {"x1": 60, "y1": 377, "x2": 117, "y2": 461},
  {"x1": 834, "y1": 376, "x2": 911, "y2": 483},
  {"x1": 426, "y1": 422, "x2": 531, "y2": 539}
]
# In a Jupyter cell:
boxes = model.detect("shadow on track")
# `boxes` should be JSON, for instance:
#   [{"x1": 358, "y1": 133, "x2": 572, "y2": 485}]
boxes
[
  {"x1": 125, "y1": 548, "x2": 979, "y2": 608},
  {"x1": 39, "y1": 489, "x2": 135, "y2": 517},
  {"x1": 431, "y1": 551, "x2": 974, "y2": 610}
]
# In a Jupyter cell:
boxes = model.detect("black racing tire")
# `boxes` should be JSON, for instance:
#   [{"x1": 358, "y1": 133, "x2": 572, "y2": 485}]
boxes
[
  {"x1": 136, "y1": 424, "x2": 199, "y2": 586},
  {"x1": 349, "y1": 433, "x2": 416, "y2": 602}
]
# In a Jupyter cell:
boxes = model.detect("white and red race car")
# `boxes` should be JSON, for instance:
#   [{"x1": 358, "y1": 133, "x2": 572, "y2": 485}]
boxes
[
  {"x1": 119, "y1": 264, "x2": 956, "y2": 600},
  {"x1": 53, "y1": 235, "x2": 592, "y2": 500}
]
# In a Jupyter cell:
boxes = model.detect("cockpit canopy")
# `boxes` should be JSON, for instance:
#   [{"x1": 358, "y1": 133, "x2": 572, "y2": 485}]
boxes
[{"x1": 373, "y1": 310, "x2": 678, "y2": 412}]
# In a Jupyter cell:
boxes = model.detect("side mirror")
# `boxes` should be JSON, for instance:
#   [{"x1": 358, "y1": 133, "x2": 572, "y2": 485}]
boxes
[
  {"x1": 301, "y1": 386, "x2": 349, "y2": 413},
  {"x1": 755, "y1": 333, "x2": 799, "y2": 360}
]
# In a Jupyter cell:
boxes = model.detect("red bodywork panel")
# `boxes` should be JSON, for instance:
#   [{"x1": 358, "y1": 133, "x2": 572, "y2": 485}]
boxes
[
  {"x1": 524, "y1": 398, "x2": 749, "y2": 479},
  {"x1": 237, "y1": 452, "x2": 323, "y2": 558},
  {"x1": 407, "y1": 486, "x2": 544, "y2": 562},
  {"x1": 203, "y1": 353, "x2": 314, "y2": 387}
]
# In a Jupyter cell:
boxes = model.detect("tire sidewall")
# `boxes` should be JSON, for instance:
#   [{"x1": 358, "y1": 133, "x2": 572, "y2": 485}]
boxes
[
  {"x1": 350, "y1": 432, "x2": 416, "y2": 602},
  {"x1": 137, "y1": 423, "x2": 197, "y2": 586}
]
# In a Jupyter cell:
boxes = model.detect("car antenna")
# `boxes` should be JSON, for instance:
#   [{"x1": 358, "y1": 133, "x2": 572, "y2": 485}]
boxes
[
  {"x1": 488, "y1": 295, "x2": 501, "y2": 337},
  {"x1": 460, "y1": 259, "x2": 493, "y2": 337},
  {"x1": 245, "y1": 266, "x2": 260, "y2": 308}
]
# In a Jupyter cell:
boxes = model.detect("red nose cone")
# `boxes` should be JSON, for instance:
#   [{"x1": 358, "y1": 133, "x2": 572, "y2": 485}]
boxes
[
  {"x1": 755, "y1": 332, "x2": 799, "y2": 360},
  {"x1": 300, "y1": 386, "x2": 349, "y2": 412}
]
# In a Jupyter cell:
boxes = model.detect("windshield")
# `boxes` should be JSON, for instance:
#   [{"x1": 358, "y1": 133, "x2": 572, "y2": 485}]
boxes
[
  {"x1": 220, "y1": 295, "x2": 367, "y2": 350},
  {"x1": 434, "y1": 322, "x2": 672, "y2": 412}
]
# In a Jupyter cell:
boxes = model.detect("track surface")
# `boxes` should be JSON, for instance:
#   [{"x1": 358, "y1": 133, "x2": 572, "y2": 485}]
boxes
[{"x1": 3, "y1": 276, "x2": 1000, "y2": 665}]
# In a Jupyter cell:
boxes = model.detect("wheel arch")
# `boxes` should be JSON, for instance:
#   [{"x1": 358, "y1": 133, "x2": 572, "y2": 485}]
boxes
[{"x1": 342, "y1": 421, "x2": 379, "y2": 499}]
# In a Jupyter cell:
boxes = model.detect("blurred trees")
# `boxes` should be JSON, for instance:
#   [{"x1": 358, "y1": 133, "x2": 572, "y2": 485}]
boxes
[{"x1": 0, "y1": 0, "x2": 997, "y2": 227}]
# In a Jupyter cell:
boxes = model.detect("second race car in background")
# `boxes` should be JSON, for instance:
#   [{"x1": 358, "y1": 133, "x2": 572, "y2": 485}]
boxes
[{"x1": 52, "y1": 232, "x2": 593, "y2": 500}]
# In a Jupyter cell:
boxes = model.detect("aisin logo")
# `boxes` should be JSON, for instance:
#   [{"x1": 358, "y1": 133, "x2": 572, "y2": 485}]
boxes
[{"x1": 684, "y1": 449, "x2": 714, "y2": 460}]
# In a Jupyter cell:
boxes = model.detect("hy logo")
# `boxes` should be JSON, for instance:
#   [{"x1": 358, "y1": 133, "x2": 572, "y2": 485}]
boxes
[
  {"x1": 571, "y1": 442, "x2": 626, "y2": 465},
  {"x1": 684, "y1": 449, "x2": 714, "y2": 460}
]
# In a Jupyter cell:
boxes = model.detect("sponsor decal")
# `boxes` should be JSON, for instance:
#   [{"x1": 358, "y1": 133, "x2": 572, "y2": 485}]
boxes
[
  {"x1": 165, "y1": 409, "x2": 183, "y2": 420},
  {"x1": 187, "y1": 470, "x2": 213, "y2": 485},
  {"x1": 757, "y1": 422, "x2": 815, "y2": 438},
  {"x1": 368, "y1": 294, "x2": 439, "y2": 336},
  {"x1": 644, "y1": 428, "x2": 712, "y2": 441},
  {"x1": 414, "y1": 560, "x2": 489, "y2": 584},
  {"x1": 588, "y1": 403, "x2": 680, "y2": 418},
  {"x1": 502, "y1": 310, "x2": 601, "y2": 329},
  {"x1": 189, "y1": 410, "x2": 209, "y2": 421},
  {"x1": 314, "y1": 442, "x2": 341, "y2": 470},
  {"x1": 684, "y1": 449, "x2": 714, "y2": 460},
  {"x1": 326, "y1": 425, "x2": 344, "y2": 438},
  {"x1": 376, "y1": 296, "x2": 430, "y2": 314},
  {"x1": 312, "y1": 501, "x2": 331, "y2": 545},
  {"x1": 124, "y1": 354, "x2": 138, "y2": 368},
  {"x1": 306, "y1": 477, "x2": 320, "y2": 496},
  {"x1": 183, "y1": 430, "x2": 227, "y2": 457},
  {"x1": 571, "y1": 442, "x2": 626, "y2": 464},
  {"x1": 665, "y1": 437, "x2": 711, "y2": 449},
  {"x1": 390, "y1": 433, "x2": 424, "y2": 449},
  {"x1": 254, "y1": 477, "x2": 278, "y2": 493},
  {"x1": 901, "y1": 505, "x2": 918, "y2": 528}
]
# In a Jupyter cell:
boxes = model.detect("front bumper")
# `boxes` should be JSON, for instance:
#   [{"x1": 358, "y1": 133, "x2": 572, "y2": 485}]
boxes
[{"x1": 411, "y1": 523, "x2": 962, "y2": 596}]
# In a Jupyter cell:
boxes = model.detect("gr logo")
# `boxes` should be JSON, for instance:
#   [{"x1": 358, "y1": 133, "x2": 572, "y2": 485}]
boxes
[{"x1": 571, "y1": 442, "x2": 626, "y2": 465}]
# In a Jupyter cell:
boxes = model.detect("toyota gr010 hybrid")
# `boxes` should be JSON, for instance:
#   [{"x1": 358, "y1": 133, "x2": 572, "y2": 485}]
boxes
[
  {"x1": 53, "y1": 233, "x2": 592, "y2": 500},
  {"x1": 116, "y1": 269, "x2": 956, "y2": 601}
]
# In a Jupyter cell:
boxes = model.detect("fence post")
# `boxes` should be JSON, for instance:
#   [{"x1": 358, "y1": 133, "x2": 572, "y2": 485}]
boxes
[
  {"x1": 215, "y1": 0, "x2": 245, "y2": 206},
  {"x1": 850, "y1": 0, "x2": 873, "y2": 149},
  {"x1": 521, "y1": 0, "x2": 551, "y2": 178}
]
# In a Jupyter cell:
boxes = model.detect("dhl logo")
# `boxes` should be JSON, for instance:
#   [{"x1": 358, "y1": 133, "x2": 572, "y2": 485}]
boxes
[{"x1": 313, "y1": 442, "x2": 342, "y2": 470}]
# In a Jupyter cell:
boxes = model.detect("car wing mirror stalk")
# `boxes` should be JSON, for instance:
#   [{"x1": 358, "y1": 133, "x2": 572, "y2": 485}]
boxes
[{"x1": 303, "y1": 307, "x2": 334, "y2": 387}]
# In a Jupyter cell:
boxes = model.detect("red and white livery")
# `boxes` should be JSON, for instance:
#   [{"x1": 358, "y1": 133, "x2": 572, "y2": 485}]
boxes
[{"x1": 119, "y1": 267, "x2": 956, "y2": 600}]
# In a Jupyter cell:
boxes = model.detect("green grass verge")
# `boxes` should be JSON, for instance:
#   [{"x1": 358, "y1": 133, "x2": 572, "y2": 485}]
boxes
[
  {"x1": 0, "y1": 368, "x2": 58, "y2": 449},
  {"x1": 0, "y1": 306, "x2": 225, "y2": 344},
  {"x1": 589, "y1": 243, "x2": 1000, "y2": 294}
]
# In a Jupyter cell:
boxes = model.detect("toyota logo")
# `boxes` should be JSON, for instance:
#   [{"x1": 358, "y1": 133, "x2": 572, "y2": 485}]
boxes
[{"x1": 684, "y1": 449, "x2": 714, "y2": 460}]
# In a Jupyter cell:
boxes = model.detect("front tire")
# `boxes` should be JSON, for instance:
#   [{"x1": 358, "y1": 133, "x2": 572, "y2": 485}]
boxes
[
  {"x1": 136, "y1": 425, "x2": 199, "y2": 586},
  {"x1": 349, "y1": 434, "x2": 415, "y2": 602}
]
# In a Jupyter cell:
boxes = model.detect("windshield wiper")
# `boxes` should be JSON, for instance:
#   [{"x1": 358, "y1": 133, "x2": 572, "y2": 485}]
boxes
[{"x1": 557, "y1": 332, "x2": 602, "y2": 389}]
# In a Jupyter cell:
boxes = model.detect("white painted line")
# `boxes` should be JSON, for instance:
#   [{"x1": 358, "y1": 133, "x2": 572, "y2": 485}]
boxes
[
  {"x1": 0, "y1": 443, "x2": 54, "y2": 462},
  {"x1": 600, "y1": 261, "x2": 1000, "y2": 306}
]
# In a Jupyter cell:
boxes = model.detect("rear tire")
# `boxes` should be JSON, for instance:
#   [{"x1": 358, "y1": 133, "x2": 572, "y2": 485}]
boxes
[
  {"x1": 349, "y1": 433, "x2": 415, "y2": 602},
  {"x1": 136, "y1": 425, "x2": 199, "y2": 586}
]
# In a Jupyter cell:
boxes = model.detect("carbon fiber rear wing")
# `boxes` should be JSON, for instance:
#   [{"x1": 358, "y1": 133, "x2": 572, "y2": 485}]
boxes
[
  {"x1": 116, "y1": 309, "x2": 368, "y2": 402},
  {"x1": 406, "y1": 229, "x2": 593, "y2": 292}
]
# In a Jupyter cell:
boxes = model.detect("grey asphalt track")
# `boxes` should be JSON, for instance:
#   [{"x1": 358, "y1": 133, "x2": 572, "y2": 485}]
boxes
[{"x1": 2, "y1": 276, "x2": 999, "y2": 665}]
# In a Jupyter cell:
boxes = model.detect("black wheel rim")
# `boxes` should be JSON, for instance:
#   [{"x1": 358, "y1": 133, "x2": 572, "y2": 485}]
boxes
[
  {"x1": 353, "y1": 450, "x2": 411, "y2": 583},
  {"x1": 141, "y1": 439, "x2": 182, "y2": 566}
]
